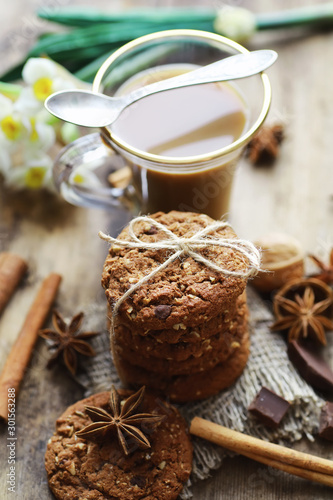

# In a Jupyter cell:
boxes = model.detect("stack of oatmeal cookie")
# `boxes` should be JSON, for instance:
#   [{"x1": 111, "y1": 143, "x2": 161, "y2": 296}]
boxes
[{"x1": 102, "y1": 211, "x2": 257, "y2": 402}]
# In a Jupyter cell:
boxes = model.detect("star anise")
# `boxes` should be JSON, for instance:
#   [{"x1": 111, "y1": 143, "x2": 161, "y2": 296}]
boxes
[
  {"x1": 246, "y1": 124, "x2": 284, "y2": 164},
  {"x1": 309, "y1": 249, "x2": 333, "y2": 285},
  {"x1": 39, "y1": 310, "x2": 99, "y2": 375},
  {"x1": 76, "y1": 385, "x2": 164, "y2": 455},
  {"x1": 271, "y1": 286, "x2": 333, "y2": 345}
]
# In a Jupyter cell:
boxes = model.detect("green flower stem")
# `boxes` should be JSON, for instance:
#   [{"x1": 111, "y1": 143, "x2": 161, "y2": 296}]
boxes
[
  {"x1": 38, "y1": 4, "x2": 333, "y2": 31},
  {"x1": 0, "y1": 81, "x2": 22, "y2": 99},
  {"x1": 256, "y1": 3, "x2": 333, "y2": 30},
  {"x1": 37, "y1": 7, "x2": 215, "y2": 27},
  {"x1": 3, "y1": 5, "x2": 333, "y2": 83}
]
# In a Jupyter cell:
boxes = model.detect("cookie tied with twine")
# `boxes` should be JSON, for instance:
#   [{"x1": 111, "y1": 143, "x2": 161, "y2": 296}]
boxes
[{"x1": 100, "y1": 212, "x2": 261, "y2": 333}]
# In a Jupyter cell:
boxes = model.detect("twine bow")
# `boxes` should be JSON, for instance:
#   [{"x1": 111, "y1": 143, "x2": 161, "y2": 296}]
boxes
[{"x1": 99, "y1": 216, "x2": 261, "y2": 326}]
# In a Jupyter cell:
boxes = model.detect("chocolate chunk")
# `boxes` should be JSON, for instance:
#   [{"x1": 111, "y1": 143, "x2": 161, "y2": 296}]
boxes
[
  {"x1": 130, "y1": 475, "x2": 146, "y2": 488},
  {"x1": 154, "y1": 305, "x2": 172, "y2": 320},
  {"x1": 145, "y1": 225, "x2": 158, "y2": 235},
  {"x1": 288, "y1": 341, "x2": 333, "y2": 393},
  {"x1": 319, "y1": 402, "x2": 333, "y2": 441},
  {"x1": 248, "y1": 387, "x2": 290, "y2": 428}
]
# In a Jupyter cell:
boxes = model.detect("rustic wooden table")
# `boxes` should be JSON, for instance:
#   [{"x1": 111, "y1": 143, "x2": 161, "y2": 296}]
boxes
[{"x1": 1, "y1": 0, "x2": 333, "y2": 499}]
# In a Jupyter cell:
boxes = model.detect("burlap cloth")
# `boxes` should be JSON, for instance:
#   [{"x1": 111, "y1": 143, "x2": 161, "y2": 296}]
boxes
[{"x1": 75, "y1": 286, "x2": 324, "y2": 499}]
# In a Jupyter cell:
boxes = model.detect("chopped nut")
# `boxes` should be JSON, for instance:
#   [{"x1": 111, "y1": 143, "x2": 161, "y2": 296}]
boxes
[
  {"x1": 66, "y1": 426, "x2": 74, "y2": 437},
  {"x1": 76, "y1": 442, "x2": 86, "y2": 450},
  {"x1": 203, "y1": 340, "x2": 212, "y2": 350},
  {"x1": 112, "y1": 245, "x2": 122, "y2": 253},
  {"x1": 74, "y1": 410, "x2": 86, "y2": 418},
  {"x1": 173, "y1": 297, "x2": 182, "y2": 304},
  {"x1": 173, "y1": 323, "x2": 186, "y2": 330},
  {"x1": 158, "y1": 460, "x2": 166, "y2": 470},
  {"x1": 126, "y1": 306, "x2": 133, "y2": 314},
  {"x1": 68, "y1": 462, "x2": 76, "y2": 476}
]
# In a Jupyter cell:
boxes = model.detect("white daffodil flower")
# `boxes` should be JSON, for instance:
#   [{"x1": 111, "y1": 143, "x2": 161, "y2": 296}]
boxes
[
  {"x1": 69, "y1": 165, "x2": 103, "y2": 189},
  {"x1": 0, "y1": 57, "x2": 87, "y2": 192},
  {"x1": 0, "y1": 94, "x2": 25, "y2": 144},
  {"x1": 14, "y1": 87, "x2": 43, "y2": 118},
  {"x1": 5, "y1": 151, "x2": 54, "y2": 191},
  {"x1": 22, "y1": 57, "x2": 87, "y2": 102},
  {"x1": 28, "y1": 119, "x2": 56, "y2": 152}
]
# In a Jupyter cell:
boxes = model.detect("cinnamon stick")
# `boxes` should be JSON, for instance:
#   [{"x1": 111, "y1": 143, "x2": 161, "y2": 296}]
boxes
[
  {"x1": 190, "y1": 417, "x2": 333, "y2": 483},
  {"x1": 242, "y1": 450, "x2": 333, "y2": 488},
  {"x1": 0, "y1": 273, "x2": 62, "y2": 423},
  {"x1": 0, "y1": 252, "x2": 28, "y2": 314}
]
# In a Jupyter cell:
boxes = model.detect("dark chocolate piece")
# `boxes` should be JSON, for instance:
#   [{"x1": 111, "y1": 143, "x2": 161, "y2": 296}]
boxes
[
  {"x1": 154, "y1": 305, "x2": 172, "y2": 320},
  {"x1": 288, "y1": 341, "x2": 333, "y2": 393},
  {"x1": 248, "y1": 387, "x2": 290, "y2": 428},
  {"x1": 319, "y1": 402, "x2": 333, "y2": 441},
  {"x1": 145, "y1": 225, "x2": 158, "y2": 235}
]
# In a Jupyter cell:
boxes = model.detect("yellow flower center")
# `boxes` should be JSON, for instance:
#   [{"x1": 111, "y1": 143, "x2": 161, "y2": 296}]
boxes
[
  {"x1": 1, "y1": 116, "x2": 22, "y2": 141},
  {"x1": 25, "y1": 167, "x2": 46, "y2": 189},
  {"x1": 33, "y1": 77, "x2": 53, "y2": 101},
  {"x1": 72, "y1": 173, "x2": 85, "y2": 184},
  {"x1": 29, "y1": 118, "x2": 38, "y2": 142}
]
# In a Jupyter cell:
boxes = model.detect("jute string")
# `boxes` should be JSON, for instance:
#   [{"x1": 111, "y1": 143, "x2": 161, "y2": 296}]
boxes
[{"x1": 99, "y1": 215, "x2": 261, "y2": 331}]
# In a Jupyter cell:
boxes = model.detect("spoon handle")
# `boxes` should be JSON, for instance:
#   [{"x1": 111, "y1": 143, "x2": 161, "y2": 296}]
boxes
[{"x1": 122, "y1": 49, "x2": 277, "y2": 107}]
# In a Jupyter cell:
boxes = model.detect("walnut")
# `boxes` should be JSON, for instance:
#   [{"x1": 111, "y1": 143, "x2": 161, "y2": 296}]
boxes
[{"x1": 251, "y1": 233, "x2": 304, "y2": 293}]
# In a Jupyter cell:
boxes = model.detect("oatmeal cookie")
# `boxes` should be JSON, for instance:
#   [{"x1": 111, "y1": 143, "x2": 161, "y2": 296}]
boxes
[
  {"x1": 102, "y1": 211, "x2": 250, "y2": 330},
  {"x1": 114, "y1": 295, "x2": 247, "y2": 362},
  {"x1": 45, "y1": 389, "x2": 192, "y2": 500},
  {"x1": 113, "y1": 303, "x2": 248, "y2": 374},
  {"x1": 113, "y1": 291, "x2": 246, "y2": 344},
  {"x1": 115, "y1": 330, "x2": 250, "y2": 403}
]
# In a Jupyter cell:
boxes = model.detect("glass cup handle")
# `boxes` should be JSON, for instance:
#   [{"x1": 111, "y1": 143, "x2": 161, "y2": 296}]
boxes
[{"x1": 52, "y1": 132, "x2": 138, "y2": 211}]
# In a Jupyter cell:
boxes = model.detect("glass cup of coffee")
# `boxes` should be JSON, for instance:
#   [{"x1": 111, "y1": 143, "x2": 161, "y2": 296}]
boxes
[{"x1": 53, "y1": 29, "x2": 272, "y2": 220}]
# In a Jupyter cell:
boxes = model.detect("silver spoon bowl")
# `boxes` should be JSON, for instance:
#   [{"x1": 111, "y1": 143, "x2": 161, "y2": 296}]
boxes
[{"x1": 45, "y1": 49, "x2": 277, "y2": 128}]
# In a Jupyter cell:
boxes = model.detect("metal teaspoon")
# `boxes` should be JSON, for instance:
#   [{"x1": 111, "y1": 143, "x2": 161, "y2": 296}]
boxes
[{"x1": 45, "y1": 49, "x2": 277, "y2": 128}]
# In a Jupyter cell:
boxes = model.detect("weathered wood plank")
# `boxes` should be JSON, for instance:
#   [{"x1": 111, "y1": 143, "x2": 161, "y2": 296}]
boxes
[{"x1": 1, "y1": 1, "x2": 333, "y2": 499}]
